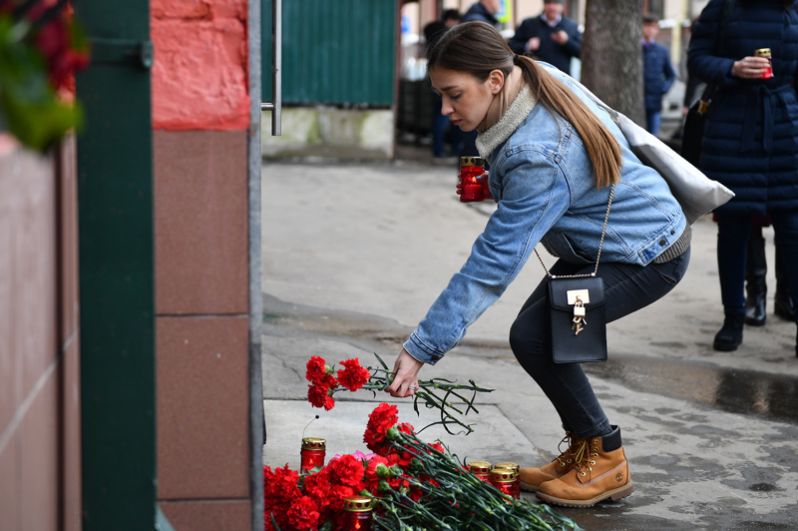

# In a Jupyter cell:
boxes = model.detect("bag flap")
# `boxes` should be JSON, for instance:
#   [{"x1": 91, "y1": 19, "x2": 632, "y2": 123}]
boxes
[{"x1": 548, "y1": 277, "x2": 605, "y2": 311}]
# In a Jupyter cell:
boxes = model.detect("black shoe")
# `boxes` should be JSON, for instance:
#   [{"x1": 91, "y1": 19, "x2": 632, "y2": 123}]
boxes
[
  {"x1": 774, "y1": 293, "x2": 795, "y2": 322},
  {"x1": 713, "y1": 315, "x2": 745, "y2": 351}
]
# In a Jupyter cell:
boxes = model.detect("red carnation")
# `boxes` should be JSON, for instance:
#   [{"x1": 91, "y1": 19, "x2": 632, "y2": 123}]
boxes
[
  {"x1": 263, "y1": 465, "x2": 300, "y2": 529},
  {"x1": 327, "y1": 484, "x2": 357, "y2": 512},
  {"x1": 326, "y1": 454, "x2": 366, "y2": 490},
  {"x1": 397, "y1": 422, "x2": 415, "y2": 435},
  {"x1": 336, "y1": 358, "x2": 370, "y2": 391},
  {"x1": 306, "y1": 356, "x2": 328, "y2": 383},
  {"x1": 286, "y1": 495, "x2": 320, "y2": 531},
  {"x1": 363, "y1": 403, "x2": 399, "y2": 455},
  {"x1": 308, "y1": 383, "x2": 335, "y2": 410},
  {"x1": 303, "y1": 468, "x2": 335, "y2": 515},
  {"x1": 363, "y1": 455, "x2": 389, "y2": 494}
]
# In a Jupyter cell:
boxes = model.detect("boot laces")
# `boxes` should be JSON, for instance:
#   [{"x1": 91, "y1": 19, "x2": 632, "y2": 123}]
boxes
[
  {"x1": 553, "y1": 434, "x2": 582, "y2": 469},
  {"x1": 573, "y1": 439, "x2": 600, "y2": 478}
]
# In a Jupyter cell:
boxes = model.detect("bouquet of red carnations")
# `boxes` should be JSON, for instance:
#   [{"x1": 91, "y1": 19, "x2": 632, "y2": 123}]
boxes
[
  {"x1": 305, "y1": 353, "x2": 493, "y2": 435},
  {"x1": 0, "y1": 0, "x2": 88, "y2": 150},
  {"x1": 264, "y1": 402, "x2": 580, "y2": 531}
]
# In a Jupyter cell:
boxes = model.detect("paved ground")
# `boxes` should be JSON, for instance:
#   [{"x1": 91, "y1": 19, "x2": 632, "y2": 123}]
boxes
[{"x1": 261, "y1": 157, "x2": 798, "y2": 530}]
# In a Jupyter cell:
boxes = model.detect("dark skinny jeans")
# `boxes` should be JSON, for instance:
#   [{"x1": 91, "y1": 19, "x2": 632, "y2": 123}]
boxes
[
  {"x1": 718, "y1": 211, "x2": 798, "y2": 319},
  {"x1": 509, "y1": 250, "x2": 690, "y2": 439}
]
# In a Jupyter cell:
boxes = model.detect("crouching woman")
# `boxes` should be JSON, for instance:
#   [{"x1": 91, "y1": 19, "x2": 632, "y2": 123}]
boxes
[{"x1": 386, "y1": 21, "x2": 691, "y2": 507}]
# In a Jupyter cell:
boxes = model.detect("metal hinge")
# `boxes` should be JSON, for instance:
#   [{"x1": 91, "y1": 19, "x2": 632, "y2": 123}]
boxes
[{"x1": 89, "y1": 37, "x2": 154, "y2": 69}]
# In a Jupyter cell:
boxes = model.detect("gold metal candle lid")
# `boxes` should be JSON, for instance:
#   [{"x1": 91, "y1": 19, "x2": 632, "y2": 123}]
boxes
[
  {"x1": 467, "y1": 460, "x2": 492, "y2": 474},
  {"x1": 301, "y1": 437, "x2": 326, "y2": 450},
  {"x1": 459, "y1": 156, "x2": 485, "y2": 167},
  {"x1": 493, "y1": 462, "x2": 520, "y2": 473},
  {"x1": 343, "y1": 496, "x2": 374, "y2": 512},
  {"x1": 489, "y1": 467, "x2": 518, "y2": 482}
]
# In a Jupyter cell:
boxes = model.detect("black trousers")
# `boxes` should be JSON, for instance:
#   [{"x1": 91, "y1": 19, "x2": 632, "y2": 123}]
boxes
[
  {"x1": 508, "y1": 250, "x2": 690, "y2": 438},
  {"x1": 718, "y1": 211, "x2": 798, "y2": 317}
]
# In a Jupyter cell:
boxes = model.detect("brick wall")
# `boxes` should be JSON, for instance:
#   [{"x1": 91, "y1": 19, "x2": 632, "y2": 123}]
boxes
[{"x1": 150, "y1": 1, "x2": 256, "y2": 528}]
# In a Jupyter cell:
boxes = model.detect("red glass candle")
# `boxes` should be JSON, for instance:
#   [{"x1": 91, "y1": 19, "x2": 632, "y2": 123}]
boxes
[
  {"x1": 458, "y1": 156, "x2": 487, "y2": 202},
  {"x1": 467, "y1": 460, "x2": 492, "y2": 482},
  {"x1": 300, "y1": 437, "x2": 326, "y2": 473},
  {"x1": 341, "y1": 496, "x2": 374, "y2": 531},
  {"x1": 489, "y1": 468, "x2": 519, "y2": 499},
  {"x1": 493, "y1": 462, "x2": 521, "y2": 498},
  {"x1": 756, "y1": 48, "x2": 774, "y2": 79}
]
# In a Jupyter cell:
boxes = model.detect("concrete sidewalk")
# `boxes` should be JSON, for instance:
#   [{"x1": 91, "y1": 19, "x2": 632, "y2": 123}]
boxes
[{"x1": 261, "y1": 159, "x2": 798, "y2": 530}]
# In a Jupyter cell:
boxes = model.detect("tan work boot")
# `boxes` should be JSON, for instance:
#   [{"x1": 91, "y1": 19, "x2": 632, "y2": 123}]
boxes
[
  {"x1": 519, "y1": 433, "x2": 585, "y2": 492},
  {"x1": 536, "y1": 426, "x2": 634, "y2": 507}
]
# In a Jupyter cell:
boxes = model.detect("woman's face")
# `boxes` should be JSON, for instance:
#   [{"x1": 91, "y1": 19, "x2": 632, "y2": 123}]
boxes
[{"x1": 429, "y1": 67, "x2": 503, "y2": 132}]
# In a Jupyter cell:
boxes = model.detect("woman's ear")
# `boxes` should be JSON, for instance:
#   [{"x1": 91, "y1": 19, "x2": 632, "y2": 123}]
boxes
[{"x1": 487, "y1": 69, "x2": 506, "y2": 95}]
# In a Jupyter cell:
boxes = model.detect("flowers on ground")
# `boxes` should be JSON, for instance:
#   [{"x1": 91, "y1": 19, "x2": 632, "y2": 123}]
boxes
[
  {"x1": 264, "y1": 403, "x2": 581, "y2": 531},
  {"x1": 305, "y1": 353, "x2": 493, "y2": 435}
]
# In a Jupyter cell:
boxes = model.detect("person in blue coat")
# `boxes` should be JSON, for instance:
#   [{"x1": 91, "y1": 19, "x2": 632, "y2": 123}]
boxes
[
  {"x1": 386, "y1": 21, "x2": 691, "y2": 507},
  {"x1": 462, "y1": 0, "x2": 501, "y2": 29},
  {"x1": 688, "y1": 0, "x2": 798, "y2": 355},
  {"x1": 508, "y1": 0, "x2": 581, "y2": 75},
  {"x1": 642, "y1": 15, "x2": 676, "y2": 135}
]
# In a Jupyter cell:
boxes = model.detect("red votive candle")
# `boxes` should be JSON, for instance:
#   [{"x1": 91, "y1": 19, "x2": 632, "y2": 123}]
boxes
[
  {"x1": 458, "y1": 156, "x2": 487, "y2": 202},
  {"x1": 489, "y1": 467, "x2": 519, "y2": 499},
  {"x1": 300, "y1": 437, "x2": 326, "y2": 473},
  {"x1": 493, "y1": 462, "x2": 521, "y2": 498},
  {"x1": 467, "y1": 460, "x2": 492, "y2": 482},
  {"x1": 341, "y1": 495, "x2": 374, "y2": 531}
]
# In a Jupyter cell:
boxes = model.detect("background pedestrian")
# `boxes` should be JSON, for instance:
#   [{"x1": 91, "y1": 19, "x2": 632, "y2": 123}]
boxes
[
  {"x1": 688, "y1": 0, "x2": 798, "y2": 355},
  {"x1": 508, "y1": 0, "x2": 581, "y2": 75},
  {"x1": 424, "y1": 9, "x2": 463, "y2": 157},
  {"x1": 642, "y1": 15, "x2": 676, "y2": 135}
]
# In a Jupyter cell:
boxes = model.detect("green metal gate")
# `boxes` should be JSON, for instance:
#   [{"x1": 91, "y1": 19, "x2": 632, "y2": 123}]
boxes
[
  {"x1": 74, "y1": 1, "x2": 162, "y2": 529},
  {"x1": 261, "y1": 0, "x2": 398, "y2": 106}
]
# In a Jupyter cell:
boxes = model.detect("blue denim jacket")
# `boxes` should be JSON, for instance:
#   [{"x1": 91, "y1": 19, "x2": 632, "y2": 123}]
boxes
[{"x1": 404, "y1": 65, "x2": 687, "y2": 365}]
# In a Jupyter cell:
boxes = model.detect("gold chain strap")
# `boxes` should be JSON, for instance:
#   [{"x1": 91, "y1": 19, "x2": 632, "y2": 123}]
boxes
[{"x1": 534, "y1": 184, "x2": 616, "y2": 279}]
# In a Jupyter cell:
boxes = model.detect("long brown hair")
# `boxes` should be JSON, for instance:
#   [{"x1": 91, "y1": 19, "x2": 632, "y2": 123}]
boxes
[{"x1": 428, "y1": 22, "x2": 621, "y2": 188}]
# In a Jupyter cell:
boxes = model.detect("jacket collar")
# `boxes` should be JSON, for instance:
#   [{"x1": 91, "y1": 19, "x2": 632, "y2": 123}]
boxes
[{"x1": 476, "y1": 85, "x2": 537, "y2": 159}]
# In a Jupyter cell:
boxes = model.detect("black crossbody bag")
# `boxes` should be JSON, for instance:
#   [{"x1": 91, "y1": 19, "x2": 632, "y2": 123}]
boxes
[{"x1": 535, "y1": 185, "x2": 615, "y2": 364}]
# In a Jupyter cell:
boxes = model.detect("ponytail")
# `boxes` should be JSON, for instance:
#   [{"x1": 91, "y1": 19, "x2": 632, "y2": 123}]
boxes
[{"x1": 514, "y1": 55, "x2": 621, "y2": 188}]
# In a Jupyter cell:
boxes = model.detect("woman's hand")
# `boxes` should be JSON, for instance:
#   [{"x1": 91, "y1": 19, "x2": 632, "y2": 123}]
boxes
[
  {"x1": 386, "y1": 349, "x2": 424, "y2": 398},
  {"x1": 731, "y1": 56, "x2": 770, "y2": 79}
]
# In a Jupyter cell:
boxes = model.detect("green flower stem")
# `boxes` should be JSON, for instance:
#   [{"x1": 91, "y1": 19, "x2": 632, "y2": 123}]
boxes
[
  {"x1": 369, "y1": 431, "x2": 582, "y2": 531},
  {"x1": 329, "y1": 353, "x2": 494, "y2": 435}
]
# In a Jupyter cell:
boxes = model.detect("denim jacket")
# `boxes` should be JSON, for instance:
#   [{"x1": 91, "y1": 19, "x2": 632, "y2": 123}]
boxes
[{"x1": 404, "y1": 64, "x2": 687, "y2": 365}]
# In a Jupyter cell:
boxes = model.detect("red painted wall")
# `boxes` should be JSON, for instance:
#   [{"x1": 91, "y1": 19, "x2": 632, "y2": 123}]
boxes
[
  {"x1": 150, "y1": 2, "x2": 255, "y2": 528},
  {"x1": 151, "y1": 0, "x2": 250, "y2": 130}
]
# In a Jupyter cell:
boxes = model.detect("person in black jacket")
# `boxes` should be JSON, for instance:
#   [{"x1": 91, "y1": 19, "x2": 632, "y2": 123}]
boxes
[
  {"x1": 424, "y1": 9, "x2": 463, "y2": 157},
  {"x1": 508, "y1": 0, "x2": 581, "y2": 75},
  {"x1": 688, "y1": 0, "x2": 798, "y2": 355}
]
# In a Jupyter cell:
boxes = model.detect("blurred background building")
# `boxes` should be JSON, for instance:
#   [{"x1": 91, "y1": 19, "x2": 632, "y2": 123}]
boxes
[{"x1": 262, "y1": 0, "x2": 712, "y2": 160}]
